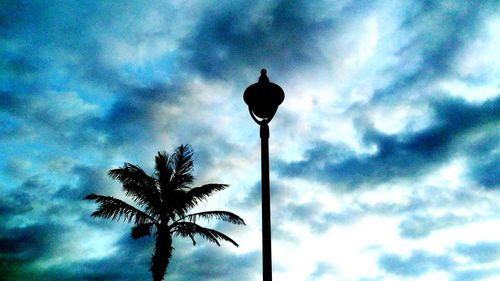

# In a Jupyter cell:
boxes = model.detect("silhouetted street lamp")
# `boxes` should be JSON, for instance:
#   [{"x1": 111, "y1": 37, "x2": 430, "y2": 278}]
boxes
[{"x1": 244, "y1": 69, "x2": 284, "y2": 281}]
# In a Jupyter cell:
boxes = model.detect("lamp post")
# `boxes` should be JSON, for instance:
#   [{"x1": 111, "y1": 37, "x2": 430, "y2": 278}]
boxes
[{"x1": 244, "y1": 69, "x2": 284, "y2": 281}]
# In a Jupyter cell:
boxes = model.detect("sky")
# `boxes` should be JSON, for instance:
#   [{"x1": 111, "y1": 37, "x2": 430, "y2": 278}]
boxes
[{"x1": 1, "y1": 0, "x2": 500, "y2": 280}]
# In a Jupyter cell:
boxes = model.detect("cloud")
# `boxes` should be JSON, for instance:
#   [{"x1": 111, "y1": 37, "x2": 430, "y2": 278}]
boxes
[
  {"x1": 398, "y1": 213, "x2": 467, "y2": 239},
  {"x1": 466, "y1": 134, "x2": 500, "y2": 189},
  {"x1": 181, "y1": 0, "x2": 339, "y2": 79},
  {"x1": 264, "y1": 171, "x2": 499, "y2": 238},
  {"x1": 0, "y1": 223, "x2": 68, "y2": 262},
  {"x1": 452, "y1": 268, "x2": 500, "y2": 281},
  {"x1": 169, "y1": 245, "x2": 260, "y2": 280},
  {"x1": 1, "y1": 1, "x2": 500, "y2": 280},
  {"x1": 0, "y1": 168, "x2": 122, "y2": 280},
  {"x1": 307, "y1": 261, "x2": 337, "y2": 280},
  {"x1": 455, "y1": 241, "x2": 500, "y2": 264},
  {"x1": 378, "y1": 250, "x2": 455, "y2": 277},
  {"x1": 277, "y1": 96, "x2": 500, "y2": 188},
  {"x1": 379, "y1": 241, "x2": 500, "y2": 279},
  {"x1": 371, "y1": 0, "x2": 499, "y2": 103},
  {"x1": 37, "y1": 233, "x2": 153, "y2": 281},
  {"x1": 275, "y1": 200, "x2": 357, "y2": 235},
  {"x1": 0, "y1": 1, "x2": 194, "y2": 154}
]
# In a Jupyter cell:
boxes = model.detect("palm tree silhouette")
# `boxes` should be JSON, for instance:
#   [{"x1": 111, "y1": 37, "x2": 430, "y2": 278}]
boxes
[{"x1": 84, "y1": 144, "x2": 245, "y2": 281}]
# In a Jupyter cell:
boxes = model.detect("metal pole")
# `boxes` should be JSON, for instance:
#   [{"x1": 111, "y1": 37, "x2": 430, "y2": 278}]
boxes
[{"x1": 260, "y1": 123, "x2": 272, "y2": 281}]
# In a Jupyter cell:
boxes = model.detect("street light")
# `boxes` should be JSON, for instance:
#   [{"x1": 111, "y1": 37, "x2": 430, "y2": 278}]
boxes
[{"x1": 244, "y1": 69, "x2": 284, "y2": 281}]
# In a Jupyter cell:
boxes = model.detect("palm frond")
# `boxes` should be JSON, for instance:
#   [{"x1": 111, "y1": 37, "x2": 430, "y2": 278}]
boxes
[
  {"x1": 171, "y1": 144, "x2": 194, "y2": 187},
  {"x1": 178, "y1": 211, "x2": 245, "y2": 225},
  {"x1": 171, "y1": 222, "x2": 239, "y2": 247},
  {"x1": 185, "y1": 183, "x2": 228, "y2": 205},
  {"x1": 83, "y1": 193, "x2": 157, "y2": 225},
  {"x1": 108, "y1": 163, "x2": 161, "y2": 217},
  {"x1": 154, "y1": 150, "x2": 173, "y2": 189},
  {"x1": 162, "y1": 184, "x2": 229, "y2": 220},
  {"x1": 131, "y1": 223, "x2": 154, "y2": 240}
]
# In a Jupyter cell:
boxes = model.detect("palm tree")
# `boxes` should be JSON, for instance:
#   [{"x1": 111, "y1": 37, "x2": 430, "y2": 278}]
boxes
[{"x1": 84, "y1": 144, "x2": 245, "y2": 281}]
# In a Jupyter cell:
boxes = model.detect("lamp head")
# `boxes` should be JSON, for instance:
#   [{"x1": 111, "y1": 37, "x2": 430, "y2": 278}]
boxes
[{"x1": 244, "y1": 69, "x2": 285, "y2": 122}]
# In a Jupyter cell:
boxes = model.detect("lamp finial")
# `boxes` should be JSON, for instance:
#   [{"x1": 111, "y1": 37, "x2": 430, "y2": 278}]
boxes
[{"x1": 259, "y1": 69, "x2": 269, "y2": 83}]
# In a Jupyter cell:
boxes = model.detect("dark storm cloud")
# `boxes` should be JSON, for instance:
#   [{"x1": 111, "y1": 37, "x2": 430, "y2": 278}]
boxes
[
  {"x1": 0, "y1": 223, "x2": 68, "y2": 263},
  {"x1": 0, "y1": 224, "x2": 71, "y2": 281},
  {"x1": 469, "y1": 153, "x2": 500, "y2": 189},
  {"x1": 0, "y1": 177, "x2": 40, "y2": 220},
  {"x1": 64, "y1": 165, "x2": 109, "y2": 200},
  {"x1": 0, "y1": 91, "x2": 98, "y2": 147},
  {"x1": 0, "y1": 73, "x2": 182, "y2": 150},
  {"x1": 0, "y1": 1, "x2": 185, "y2": 150},
  {"x1": 0, "y1": 170, "x2": 101, "y2": 221},
  {"x1": 466, "y1": 133, "x2": 500, "y2": 189},
  {"x1": 181, "y1": 0, "x2": 344, "y2": 79},
  {"x1": 3, "y1": 232, "x2": 154, "y2": 281},
  {"x1": 277, "y1": 96, "x2": 500, "y2": 188},
  {"x1": 0, "y1": 178, "x2": 78, "y2": 279},
  {"x1": 90, "y1": 83, "x2": 181, "y2": 147},
  {"x1": 372, "y1": 0, "x2": 499, "y2": 103},
  {"x1": 0, "y1": 167, "x2": 114, "y2": 280},
  {"x1": 169, "y1": 245, "x2": 260, "y2": 280},
  {"x1": 0, "y1": 165, "x2": 107, "y2": 217},
  {"x1": 0, "y1": 1, "x2": 116, "y2": 88},
  {"x1": 55, "y1": 234, "x2": 153, "y2": 281},
  {"x1": 0, "y1": 170, "x2": 151, "y2": 281}
]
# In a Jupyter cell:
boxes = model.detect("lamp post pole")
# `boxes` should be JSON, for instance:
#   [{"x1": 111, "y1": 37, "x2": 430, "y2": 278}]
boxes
[
  {"x1": 244, "y1": 69, "x2": 284, "y2": 281},
  {"x1": 260, "y1": 123, "x2": 272, "y2": 281}
]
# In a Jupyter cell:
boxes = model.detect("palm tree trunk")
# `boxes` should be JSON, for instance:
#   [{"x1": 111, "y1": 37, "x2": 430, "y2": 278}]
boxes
[{"x1": 151, "y1": 233, "x2": 173, "y2": 281}]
